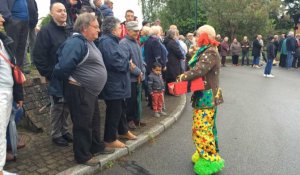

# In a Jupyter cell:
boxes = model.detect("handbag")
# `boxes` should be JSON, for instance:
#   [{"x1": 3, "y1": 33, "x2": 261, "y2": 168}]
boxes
[
  {"x1": 167, "y1": 81, "x2": 188, "y2": 96},
  {"x1": 190, "y1": 77, "x2": 204, "y2": 92},
  {"x1": 0, "y1": 52, "x2": 26, "y2": 84}
]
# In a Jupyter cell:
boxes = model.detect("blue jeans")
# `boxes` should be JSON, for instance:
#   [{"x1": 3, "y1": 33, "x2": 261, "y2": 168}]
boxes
[
  {"x1": 286, "y1": 51, "x2": 293, "y2": 69},
  {"x1": 252, "y1": 56, "x2": 260, "y2": 65},
  {"x1": 264, "y1": 58, "x2": 273, "y2": 75}
]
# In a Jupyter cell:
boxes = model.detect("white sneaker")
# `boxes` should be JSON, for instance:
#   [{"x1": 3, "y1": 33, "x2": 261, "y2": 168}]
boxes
[
  {"x1": 159, "y1": 111, "x2": 168, "y2": 116},
  {"x1": 267, "y1": 74, "x2": 275, "y2": 78},
  {"x1": 154, "y1": 112, "x2": 161, "y2": 118},
  {"x1": 263, "y1": 74, "x2": 267, "y2": 77},
  {"x1": 3, "y1": 170, "x2": 18, "y2": 175}
]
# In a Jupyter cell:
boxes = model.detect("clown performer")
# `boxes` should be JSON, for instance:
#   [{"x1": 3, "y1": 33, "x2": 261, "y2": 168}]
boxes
[{"x1": 177, "y1": 25, "x2": 225, "y2": 175}]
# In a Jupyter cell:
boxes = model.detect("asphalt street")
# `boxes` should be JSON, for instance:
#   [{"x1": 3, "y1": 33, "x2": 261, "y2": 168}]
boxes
[{"x1": 98, "y1": 65, "x2": 300, "y2": 175}]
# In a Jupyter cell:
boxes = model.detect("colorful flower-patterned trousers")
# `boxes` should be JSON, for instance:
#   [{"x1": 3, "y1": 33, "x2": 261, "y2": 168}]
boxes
[{"x1": 192, "y1": 107, "x2": 222, "y2": 161}]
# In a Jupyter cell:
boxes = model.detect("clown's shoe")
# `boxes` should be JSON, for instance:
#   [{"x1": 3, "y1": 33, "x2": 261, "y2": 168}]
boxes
[{"x1": 194, "y1": 158, "x2": 224, "y2": 175}]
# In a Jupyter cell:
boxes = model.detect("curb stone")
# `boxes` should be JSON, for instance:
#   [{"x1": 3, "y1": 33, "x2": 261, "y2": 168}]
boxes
[{"x1": 57, "y1": 95, "x2": 186, "y2": 175}]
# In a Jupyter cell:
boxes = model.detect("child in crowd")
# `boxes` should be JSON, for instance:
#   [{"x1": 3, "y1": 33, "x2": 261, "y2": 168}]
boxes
[{"x1": 148, "y1": 62, "x2": 167, "y2": 117}]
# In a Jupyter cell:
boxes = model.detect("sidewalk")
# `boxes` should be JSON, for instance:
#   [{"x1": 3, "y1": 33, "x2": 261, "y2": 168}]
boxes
[{"x1": 4, "y1": 94, "x2": 186, "y2": 175}]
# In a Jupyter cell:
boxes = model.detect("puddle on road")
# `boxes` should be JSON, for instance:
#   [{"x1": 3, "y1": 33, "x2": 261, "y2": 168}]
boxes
[{"x1": 119, "y1": 160, "x2": 153, "y2": 175}]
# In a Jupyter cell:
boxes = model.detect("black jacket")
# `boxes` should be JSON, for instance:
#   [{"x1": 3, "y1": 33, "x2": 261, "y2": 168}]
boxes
[
  {"x1": 164, "y1": 37, "x2": 184, "y2": 81},
  {"x1": 0, "y1": 32, "x2": 23, "y2": 102},
  {"x1": 33, "y1": 19, "x2": 71, "y2": 80},
  {"x1": 266, "y1": 42, "x2": 275, "y2": 59},
  {"x1": 27, "y1": 0, "x2": 38, "y2": 28},
  {"x1": 252, "y1": 39, "x2": 262, "y2": 57},
  {"x1": 50, "y1": 0, "x2": 81, "y2": 28},
  {"x1": 286, "y1": 36, "x2": 297, "y2": 52},
  {"x1": 144, "y1": 36, "x2": 164, "y2": 74}
]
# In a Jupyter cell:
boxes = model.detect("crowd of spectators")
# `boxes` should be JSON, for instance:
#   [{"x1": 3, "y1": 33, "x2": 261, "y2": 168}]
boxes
[{"x1": 1, "y1": 0, "x2": 300, "y2": 174}]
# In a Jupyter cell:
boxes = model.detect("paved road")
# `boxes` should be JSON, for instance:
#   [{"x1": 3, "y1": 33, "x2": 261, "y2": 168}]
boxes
[{"x1": 98, "y1": 66, "x2": 300, "y2": 175}]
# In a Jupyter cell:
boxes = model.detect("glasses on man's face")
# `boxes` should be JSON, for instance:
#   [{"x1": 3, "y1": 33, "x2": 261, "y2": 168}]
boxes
[{"x1": 89, "y1": 24, "x2": 100, "y2": 29}]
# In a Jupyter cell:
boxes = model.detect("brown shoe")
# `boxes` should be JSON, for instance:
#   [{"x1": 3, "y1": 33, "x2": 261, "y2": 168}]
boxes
[
  {"x1": 119, "y1": 131, "x2": 137, "y2": 140},
  {"x1": 97, "y1": 147, "x2": 115, "y2": 155},
  {"x1": 83, "y1": 157, "x2": 100, "y2": 166},
  {"x1": 105, "y1": 140, "x2": 126, "y2": 148}
]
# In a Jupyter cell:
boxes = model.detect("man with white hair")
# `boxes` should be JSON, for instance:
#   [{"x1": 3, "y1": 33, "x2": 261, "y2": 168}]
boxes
[{"x1": 286, "y1": 31, "x2": 297, "y2": 69}]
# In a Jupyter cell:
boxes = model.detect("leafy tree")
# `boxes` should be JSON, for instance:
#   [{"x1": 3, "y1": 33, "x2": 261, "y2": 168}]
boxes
[
  {"x1": 283, "y1": 0, "x2": 300, "y2": 17},
  {"x1": 203, "y1": 0, "x2": 281, "y2": 40},
  {"x1": 158, "y1": 0, "x2": 207, "y2": 34},
  {"x1": 138, "y1": 0, "x2": 167, "y2": 21},
  {"x1": 139, "y1": 0, "x2": 207, "y2": 35}
]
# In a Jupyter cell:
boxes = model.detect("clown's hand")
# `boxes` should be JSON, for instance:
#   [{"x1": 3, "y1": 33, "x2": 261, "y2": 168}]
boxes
[{"x1": 176, "y1": 74, "x2": 185, "y2": 82}]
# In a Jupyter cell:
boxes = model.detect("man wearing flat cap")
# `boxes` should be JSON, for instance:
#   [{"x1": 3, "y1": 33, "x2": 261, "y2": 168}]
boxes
[{"x1": 120, "y1": 21, "x2": 146, "y2": 129}]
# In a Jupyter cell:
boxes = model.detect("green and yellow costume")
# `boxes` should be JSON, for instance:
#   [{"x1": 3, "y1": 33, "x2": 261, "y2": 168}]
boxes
[{"x1": 180, "y1": 33, "x2": 225, "y2": 175}]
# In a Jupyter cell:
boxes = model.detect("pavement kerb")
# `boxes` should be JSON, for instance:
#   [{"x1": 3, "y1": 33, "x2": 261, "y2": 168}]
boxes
[{"x1": 57, "y1": 95, "x2": 186, "y2": 175}]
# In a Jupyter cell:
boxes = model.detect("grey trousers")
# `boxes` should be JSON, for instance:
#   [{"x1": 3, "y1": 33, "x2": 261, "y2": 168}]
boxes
[{"x1": 49, "y1": 96, "x2": 69, "y2": 139}]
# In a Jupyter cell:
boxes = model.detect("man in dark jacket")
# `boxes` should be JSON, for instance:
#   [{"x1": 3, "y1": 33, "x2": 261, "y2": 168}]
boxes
[
  {"x1": 33, "y1": 2, "x2": 72, "y2": 147},
  {"x1": 0, "y1": 0, "x2": 29, "y2": 68},
  {"x1": 98, "y1": 16, "x2": 136, "y2": 149},
  {"x1": 252, "y1": 35, "x2": 262, "y2": 68},
  {"x1": 0, "y1": 15, "x2": 24, "y2": 175},
  {"x1": 286, "y1": 31, "x2": 297, "y2": 69},
  {"x1": 51, "y1": 0, "x2": 81, "y2": 29},
  {"x1": 264, "y1": 36, "x2": 276, "y2": 78}
]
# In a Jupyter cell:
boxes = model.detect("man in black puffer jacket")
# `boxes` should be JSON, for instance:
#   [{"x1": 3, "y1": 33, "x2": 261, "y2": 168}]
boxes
[{"x1": 33, "y1": 2, "x2": 72, "y2": 147}]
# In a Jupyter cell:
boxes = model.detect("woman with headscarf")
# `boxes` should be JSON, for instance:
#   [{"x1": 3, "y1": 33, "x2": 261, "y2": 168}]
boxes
[{"x1": 177, "y1": 25, "x2": 225, "y2": 175}]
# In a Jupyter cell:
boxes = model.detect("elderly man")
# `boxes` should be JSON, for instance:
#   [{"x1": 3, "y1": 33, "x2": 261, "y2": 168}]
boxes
[
  {"x1": 286, "y1": 31, "x2": 297, "y2": 69},
  {"x1": 53, "y1": 13, "x2": 114, "y2": 166},
  {"x1": 120, "y1": 9, "x2": 135, "y2": 39},
  {"x1": 100, "y1": 0, "x2": 114, "y2": 17},
  {"x1": 98, "y1": 17, "x2": 136, "y2": 149},
  {"x1": 33, "y1": 2, "x2": 72, "y2": 147},
  {"x1": 120, "y1": 21, "x2": 145, "y2": 129},
  {"x1": 0, "y1": 14, "x2": 24, "y2": 175}
]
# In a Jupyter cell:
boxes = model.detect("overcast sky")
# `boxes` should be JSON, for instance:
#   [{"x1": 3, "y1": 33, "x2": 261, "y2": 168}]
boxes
[{"x1": 37, "y1": 0, "x2": 143, "y2": 23}]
